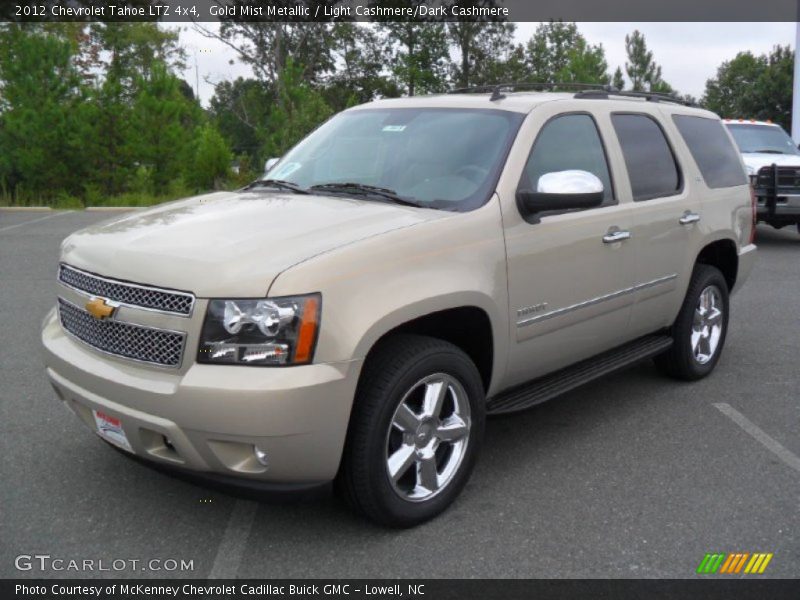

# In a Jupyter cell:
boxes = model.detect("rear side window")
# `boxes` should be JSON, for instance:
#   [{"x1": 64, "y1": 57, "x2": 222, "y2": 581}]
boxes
[
  {"x1": 673, "y1": 116, "x2": 748, "y2": 188},
  {"x1": 612, "y1": 113, "x2": 681, "y2": 201}
]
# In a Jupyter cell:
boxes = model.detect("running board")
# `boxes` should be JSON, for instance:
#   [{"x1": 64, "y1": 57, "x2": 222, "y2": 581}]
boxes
[{"x1": 486, "y1": 334, "x2": 673, "y2": 415}]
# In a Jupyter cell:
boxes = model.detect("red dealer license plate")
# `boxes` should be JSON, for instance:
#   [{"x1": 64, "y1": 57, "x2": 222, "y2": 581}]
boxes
[{"x1": 92, "y1": 409, "x2": 133, "y2": 453}]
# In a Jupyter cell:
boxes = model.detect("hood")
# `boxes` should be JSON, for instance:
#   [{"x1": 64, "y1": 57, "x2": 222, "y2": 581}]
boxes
[
  {"x1": 61, "y1": 190, "x2": 443, "y2": 297},
  {"x1": 741, "y1": 152, "x2": 800, "y2": 173}
]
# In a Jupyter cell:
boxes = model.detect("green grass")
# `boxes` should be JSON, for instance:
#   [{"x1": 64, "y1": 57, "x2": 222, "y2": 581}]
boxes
[
  {"x1": 0, "y1": 173, "x2": 255, "y2": 209},
  {"x1": 0, "y1": 189, "x2": 213, "y2": 209}
]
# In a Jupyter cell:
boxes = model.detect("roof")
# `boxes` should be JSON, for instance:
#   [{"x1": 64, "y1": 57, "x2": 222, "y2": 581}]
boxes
[
  {"x1": 356, "y1": 91, "x2": 574, "y2": 114},
  {"x1": 356, "y1": 90, "x2": 716, "y2": 117}
]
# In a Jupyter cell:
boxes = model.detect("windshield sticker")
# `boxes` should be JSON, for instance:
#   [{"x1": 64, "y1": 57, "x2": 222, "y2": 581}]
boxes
[
  {"x1": 382, "y1": 125, "x2": 406, "y2": 133},
  {"x1": 271, "y1": 162, "x2": 301, "y2": 179}
]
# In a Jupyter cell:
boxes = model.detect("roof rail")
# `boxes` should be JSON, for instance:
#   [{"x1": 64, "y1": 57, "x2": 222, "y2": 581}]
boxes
[
  {"x1": 574, "y1": 88, "x2": 698, "y2": 107},
  {"x1": 448, "y1": 81, "x2": 615, "y2": 102},
  {"x1": 446, "y1": 82, "x2": 698, "y2": 107}
]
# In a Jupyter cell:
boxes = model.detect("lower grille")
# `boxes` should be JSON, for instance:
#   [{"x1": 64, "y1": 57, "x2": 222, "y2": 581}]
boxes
[{"x1": 58, "y1": 298, "x2": 186, "y2": 368}]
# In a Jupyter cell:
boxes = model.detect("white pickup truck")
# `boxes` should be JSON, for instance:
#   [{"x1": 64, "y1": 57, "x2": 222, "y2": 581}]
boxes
[{"x1": 724, "y1": 119, "x2": 800, "y2": 234}]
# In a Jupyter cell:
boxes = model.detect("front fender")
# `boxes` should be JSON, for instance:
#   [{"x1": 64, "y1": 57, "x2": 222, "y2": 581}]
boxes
[{"x1": 267, "y1": 199, "x2": 511, "y2": 397}]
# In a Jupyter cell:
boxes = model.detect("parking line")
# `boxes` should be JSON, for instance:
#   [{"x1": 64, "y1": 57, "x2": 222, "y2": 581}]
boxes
[
  {"x1": 714, "y1": 403, "x2": 800, "y2": 474},
  {"x1": 0, "y1": 211, "x2": 67, "y2": 233},
  {"x1": 208, "y1": 500, "x2": 259, "y2": 579}
]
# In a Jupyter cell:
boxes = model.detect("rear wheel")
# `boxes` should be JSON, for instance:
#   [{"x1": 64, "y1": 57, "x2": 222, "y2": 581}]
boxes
[
  {"x1": 338, "y1": 334, "x2": 485, "y2": 527},
  {"x1": 655, "y1": 264, "x2": 729, "y2": 381}
]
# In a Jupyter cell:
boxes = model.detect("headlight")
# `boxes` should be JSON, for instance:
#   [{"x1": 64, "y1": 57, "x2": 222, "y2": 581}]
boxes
[{"x1": 198, "y1": 294, "x2": 320, "y2": 366}]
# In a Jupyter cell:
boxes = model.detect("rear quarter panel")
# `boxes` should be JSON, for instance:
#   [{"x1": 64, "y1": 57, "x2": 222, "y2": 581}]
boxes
[{"x1": 658, "y1": 105, "x2": 753, "y2": 296}]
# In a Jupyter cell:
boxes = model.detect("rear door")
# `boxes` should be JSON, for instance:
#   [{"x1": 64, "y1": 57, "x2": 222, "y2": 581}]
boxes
[
  {"x1": 672, "y1": 113, "x2": 752, "y2": 252},
  {"x1": 609, "y1": 111, "x2": 702, "y2": 338}
]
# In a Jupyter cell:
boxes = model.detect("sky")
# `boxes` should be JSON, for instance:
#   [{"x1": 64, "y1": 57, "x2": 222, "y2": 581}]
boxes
[{"x1": 175, "y1": 22, "x2": 796, "y2": 107}]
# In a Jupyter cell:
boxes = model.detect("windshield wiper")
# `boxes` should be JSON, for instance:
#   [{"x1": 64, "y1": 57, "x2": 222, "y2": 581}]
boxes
[
  {"x1": 309, "y1": 182, "x2": 423, "y2": 208},
  {"x1": 244, "y1": 179, "x2": 309, "y2": 194},
  {"x1": 749, "y1": 149, "x2": 785, "y2": 154}
]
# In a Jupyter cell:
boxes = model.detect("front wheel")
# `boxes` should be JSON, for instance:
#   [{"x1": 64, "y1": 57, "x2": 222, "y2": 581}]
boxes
[
  {"x1": 337, "y1": 334, "x2": 485, "y2": 527},
  {"x1": 655, "y1": 264, "x2": 729, "y2": 381}
]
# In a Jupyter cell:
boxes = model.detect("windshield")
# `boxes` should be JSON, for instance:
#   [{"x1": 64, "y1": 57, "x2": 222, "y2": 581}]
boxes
[
  {"x1": 726, "y1": 123, "x2": 800, "y2": 155},
  {"x1": 264, "y1": 107, "x2": 524, "y2": 211}
]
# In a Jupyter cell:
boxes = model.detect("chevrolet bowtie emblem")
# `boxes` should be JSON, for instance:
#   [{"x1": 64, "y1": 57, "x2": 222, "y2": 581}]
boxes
[{"x1": 85, "y1": 297, "x2": 116, "y2": 320}]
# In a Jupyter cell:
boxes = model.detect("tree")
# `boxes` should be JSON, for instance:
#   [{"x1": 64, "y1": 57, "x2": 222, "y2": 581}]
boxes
[
  {"x1": 324, "y1": 23, "x2": 400, "y2": 110},
  {"x1": 209, "y1": 77, "x2": 273, "y2": 163},
  {"x1": 482, "y1": 43, "x2": 530, "y2": 83},
  {"x1": 197, "y1": 14, "x2": 340, "y2": 123},
  {"x1": 524, "y1": 22, "x2": 610, "y2": 84},
  {"x1": 262, "y1": 59, "x2": 332, "y2": 157},
  {"x1": 446, "y1": 17, "x2": 516, "y2": 88},
  {"x1": 624, "y1": 30, "x2": 671, "y2": 92},
  {"x1": 525, "y1": 21, "x2": 574, "y2": 82},
  {"x1": 704, "y1": 52, "x2": 765, "y2": 119},
  {"x1": 0, "y1": 22, "x2": 233, "y2": 205},
  {"x1": 82, "y1": 23, "x2": 187, "y2": 195},
  {"x1": 612, "y1": 66, "x2": 625, "y2": 90},
  {"x1": 381, "y1": 21, "x2": 450, "y2": 95},
  {"x1": 130, "y1": 61, "x2": 198, "y2": 193},
  {"x1": 187, "y1": 124, "x2": 232, "y2": 191},
  {"x1": 704, "y1": 46, "x2": 793, "y2": 130},
  {"x1": 91, "y1": 23, "x2": 185, "y2": 96},
  {"x1": 196, "y1": 8, "x2": 336, "y2": 88},
  {"x1": 556, "y1": 37, "x2": 610, "y2": 84},
  {"x1": 754, "y1": 45, "x2": 793, "y2": 130},
  {"x1": 0, "y1": 25, "x2": 87, "y2": 199},
  {"x1": 39, "y1": 23, "x2": 100, "y2": 83}
]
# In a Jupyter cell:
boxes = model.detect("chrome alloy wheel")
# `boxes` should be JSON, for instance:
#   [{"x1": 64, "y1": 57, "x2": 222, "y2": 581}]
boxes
[
  {"x1": 384, "y1": 373, "x2": 471, "y2": 502},
  {"x1": 691, "y1": 285, "x2": 724, "y2": 365}
]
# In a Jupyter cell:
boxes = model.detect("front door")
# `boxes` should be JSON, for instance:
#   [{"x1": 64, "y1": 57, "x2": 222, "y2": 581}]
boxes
[{"x1": 499, "y1": 107, "x2": 637, "y2": 387}]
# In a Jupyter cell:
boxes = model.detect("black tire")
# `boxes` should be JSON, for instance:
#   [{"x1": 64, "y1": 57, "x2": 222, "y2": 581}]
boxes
[
  {"x1": 655, "y1": 264, "x2": 730, "y2": 381},
  {"x1": 337, "y1": 334, "x2": 485, "y2": 527}
]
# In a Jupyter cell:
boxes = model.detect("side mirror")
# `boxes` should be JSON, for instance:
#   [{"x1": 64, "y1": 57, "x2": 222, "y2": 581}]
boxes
[
  {"x1": 516, "y1": 170, "x2": 604, "y2": 223},
  {"x1": 264, "y1": 157, "x2": 280, "y2": 174}
]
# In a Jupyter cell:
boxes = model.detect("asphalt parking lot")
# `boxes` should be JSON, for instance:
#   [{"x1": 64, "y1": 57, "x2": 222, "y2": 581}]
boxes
[{"x1": 1, "y1": 208, "x2": 798, "y2": 579}]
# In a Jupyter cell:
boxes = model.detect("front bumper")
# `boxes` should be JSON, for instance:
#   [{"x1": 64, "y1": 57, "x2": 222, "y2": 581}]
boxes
[
  {"x1": 756, "y1": 194, "x2": 800, "y2": 220},
  {"x1": 41, "y1": 308, "x2": 362, "y2": 485}
]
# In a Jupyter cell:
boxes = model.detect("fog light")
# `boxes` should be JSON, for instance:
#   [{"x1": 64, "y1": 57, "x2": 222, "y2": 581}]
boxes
[{"x1": 254, "y1": 446, "x2": 269, "y2": 467}]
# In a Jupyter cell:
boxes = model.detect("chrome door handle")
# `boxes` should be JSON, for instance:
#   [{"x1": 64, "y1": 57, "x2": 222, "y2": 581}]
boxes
[
  {"x1": 602, "y1": 230, "x2": 631, "y2": 244},
  {"x1": 679, "y1": 212, "x2": 701, "y2": 225}
]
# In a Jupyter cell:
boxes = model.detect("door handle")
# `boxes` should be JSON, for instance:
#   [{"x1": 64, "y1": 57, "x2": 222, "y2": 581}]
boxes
[
  {"x1": 679, "y1": 211, "x2": 701, "y2": 225},
  {"x1": 602, "y1": 229, "x2": 631, "y2": 244}
]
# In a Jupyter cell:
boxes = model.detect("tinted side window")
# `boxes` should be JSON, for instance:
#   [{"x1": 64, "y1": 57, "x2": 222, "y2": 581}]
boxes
[
  {"x1": 611, "y1": 114, "x2": 680, "y2": 201},
  {"x1": 520, "y1": 114, "x2": 614, "y2": 205},
  {"x1": 673, "y1": 115, "x2": 748, "y2": 188}
]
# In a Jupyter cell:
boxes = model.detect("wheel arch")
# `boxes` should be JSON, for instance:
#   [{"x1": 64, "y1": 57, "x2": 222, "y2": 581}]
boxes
[
  {"x1": 355, "y1": 301, "x2": 500, "y2": 394},
  {"x1": 695, "y1": 237, "x2": 738, "y2": 292}
]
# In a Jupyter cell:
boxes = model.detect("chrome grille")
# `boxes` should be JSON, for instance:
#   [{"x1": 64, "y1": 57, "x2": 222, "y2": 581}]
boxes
[
  {"x1": 59, "y1": 264, "x2": 194, "y2": 316},
  {"x1": 58, "y1": 298, "x2": 186, "y2": 367}
]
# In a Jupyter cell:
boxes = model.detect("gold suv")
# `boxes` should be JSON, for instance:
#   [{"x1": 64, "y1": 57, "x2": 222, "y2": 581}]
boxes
[{"x1": 42, "y1": 86, "x2": 757, "y2": 526}]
